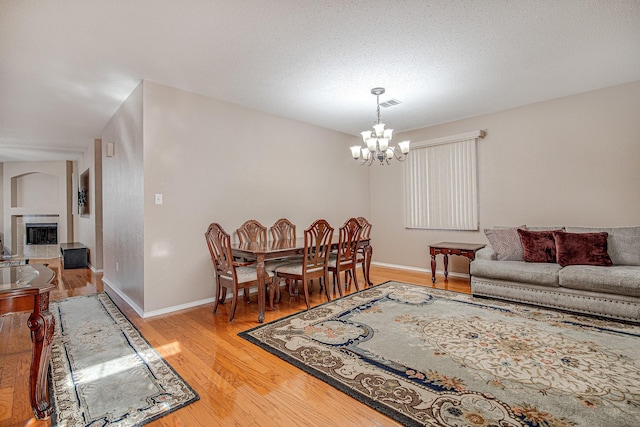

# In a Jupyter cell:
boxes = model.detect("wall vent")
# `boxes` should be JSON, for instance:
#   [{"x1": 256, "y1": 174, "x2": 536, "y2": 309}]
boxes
[{"x1": 380, "y1": 98, "x2": 401, "y2": 108}]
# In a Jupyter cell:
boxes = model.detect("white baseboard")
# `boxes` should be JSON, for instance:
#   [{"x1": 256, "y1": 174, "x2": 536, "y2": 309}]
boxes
[
  {"x1": 371, "y1": 261, "x2": 470, "y2": 279},
  {"x1": 102, "y1": 277, "x2": 215, "y2": 319}
]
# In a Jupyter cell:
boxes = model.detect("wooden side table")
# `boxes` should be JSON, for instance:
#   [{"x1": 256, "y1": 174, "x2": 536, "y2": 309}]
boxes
[{"x1": 429, "y1": 242, "x2": 486, "y2": 283}]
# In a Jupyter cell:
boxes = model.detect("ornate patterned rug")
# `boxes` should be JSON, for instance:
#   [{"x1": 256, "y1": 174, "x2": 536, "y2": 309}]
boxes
[
  {"x1": 240, "y1": 281, "x2": 640, "y2": 427},
  {"x1": 49, "y1": 293, "x2": 199, "y2": 426}
]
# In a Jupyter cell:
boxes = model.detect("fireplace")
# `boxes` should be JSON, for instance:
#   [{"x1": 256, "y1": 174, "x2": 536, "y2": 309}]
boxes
[{"x1": 25, "y1": 223, "x2": 58, "y2": 245}]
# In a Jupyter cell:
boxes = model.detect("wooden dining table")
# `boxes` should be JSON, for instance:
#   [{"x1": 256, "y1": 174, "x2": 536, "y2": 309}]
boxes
[
  {"x1": 0, "y1": 263, "x2": 56, "y2": 419},
  {"x1": 231, "y1": 237, "x2": 372, "y2": 322}
]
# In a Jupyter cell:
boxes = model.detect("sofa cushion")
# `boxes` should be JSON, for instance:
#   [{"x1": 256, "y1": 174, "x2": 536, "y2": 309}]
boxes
[
  {"x1": 565, "y1": 226, "x2": 640, "y2": 266},
  {"x1": 471, "y1": 259, "x2": 561, "y2": 287},
  {"x1": 484, "y1": 226, "x2": 525, "y2": 261},
  {"x1": 559, "y1": 265, "x2": 640, "y2": 298},
  {"x1": 553, "y1": 231, "x2": 613, "y2": 267},
  {"x1": 518, "y1": 229, "x2": 560, "y2": 263}
]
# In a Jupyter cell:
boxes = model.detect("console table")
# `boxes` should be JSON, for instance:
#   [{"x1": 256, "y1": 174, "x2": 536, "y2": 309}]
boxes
[
  {"x1": 429, "y1": 242, "x2": 486, "y2": 283},
  {"x1": 0, "y1": 264, "x2": 56, "y2": 419}
]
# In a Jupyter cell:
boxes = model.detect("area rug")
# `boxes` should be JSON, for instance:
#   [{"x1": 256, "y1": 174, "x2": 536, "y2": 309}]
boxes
[
  {"x1": 240, "y1": 281, "x2": 640, "y2": 427},
  {"x1": 49, "y1": 293, "x2": 199, "y2": 426}
]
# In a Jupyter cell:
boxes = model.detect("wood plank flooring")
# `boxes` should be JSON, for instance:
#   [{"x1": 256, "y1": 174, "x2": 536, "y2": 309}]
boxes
[{"x1": 0, "y1": 259, "x2": 471, "y2": 427}]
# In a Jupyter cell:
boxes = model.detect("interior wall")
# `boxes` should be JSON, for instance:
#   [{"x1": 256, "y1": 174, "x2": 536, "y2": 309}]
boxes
[
  {"x1": 73, "y1": 139, "x2": 103, "y2": 270},
  {"x1": 101, "y1": 82, "x2": 145, "y2": 309},
  {"x1": 141, "y1": 81, "x2": 370, "y2": 313},
  {"x1": 0, "y1": 163, "x2": 4, "y2": 254},
  {"x1": 372, "y1": 80, "x2": 640, "y2": 275}
]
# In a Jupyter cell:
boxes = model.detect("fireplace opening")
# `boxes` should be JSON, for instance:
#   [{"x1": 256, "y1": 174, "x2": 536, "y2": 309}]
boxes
[{"x1": 26, "y1": 223, "x2": 58, "y2": 245}]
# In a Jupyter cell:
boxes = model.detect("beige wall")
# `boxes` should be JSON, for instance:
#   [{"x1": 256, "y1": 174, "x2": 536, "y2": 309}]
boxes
[
  {"x1": 140, "y1": 81, "x2": 369, "y2": 314},
  {"x1": 372, "y1": 80, "x2": 640, "y2": 275},
  {"x1": 0, "y1": 163, "x2": 3, "y2": 253},
  {"x1": 101, "y1": 82, "x2": 145, "y2": 310},
  {"x1": 101, "y1": 80, "x2": 370, "y2": 315},
  {"x1": 73, "y1": 139, "x2": 103, "y2": 271}
]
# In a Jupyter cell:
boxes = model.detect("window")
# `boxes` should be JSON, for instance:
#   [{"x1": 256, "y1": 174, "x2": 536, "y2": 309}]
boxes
[{"x1": 403, "y1": 130, "x2": 484, "y2": 230}]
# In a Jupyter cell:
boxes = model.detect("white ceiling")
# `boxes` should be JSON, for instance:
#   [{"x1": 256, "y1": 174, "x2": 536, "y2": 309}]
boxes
[{"x1": 2, "y1": 0, "x2": 640, "y2": 163}]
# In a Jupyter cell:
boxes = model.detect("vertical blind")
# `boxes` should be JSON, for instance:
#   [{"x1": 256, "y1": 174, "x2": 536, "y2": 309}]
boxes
[{"x1": 403, "y1": 132, "x2": 483, "y2": 230}]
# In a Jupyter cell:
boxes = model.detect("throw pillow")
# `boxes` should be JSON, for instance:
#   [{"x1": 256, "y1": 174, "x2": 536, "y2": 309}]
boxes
[
  {"x1": 517, "y1": 229, "x2": 560, "y2": 263},
  {"x1": 553, "y1": 231, "x2": 613, "y2": 267},
  {"x1": 484, "y1": 226, "x2": 526, "y2": 261}
]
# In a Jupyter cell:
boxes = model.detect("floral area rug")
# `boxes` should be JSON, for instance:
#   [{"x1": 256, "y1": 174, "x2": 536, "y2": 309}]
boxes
[
  {"x1": 239, "y1": 281, "x2": 640, "y2": 427},
  {"x1": 49, "y1": 293, "x2": 199, "y2": 426}
]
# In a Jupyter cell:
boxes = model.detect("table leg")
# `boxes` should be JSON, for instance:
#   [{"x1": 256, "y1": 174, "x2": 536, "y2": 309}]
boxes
[
  {"x1": 430, "y1": 254, "x2": 436, "y2": 283},
  {"x1": 363, "y1": 244, "x2": 373, "y2": 287},
  {"x1": 443, "y1": 254, "x2": 449, "y2": 280},
  {"x1": 27, "y1": 293, "x2": 54, "y2": 419},
  {"x1": 256, "y1": 254, "x2": 266, "y2": 323}
]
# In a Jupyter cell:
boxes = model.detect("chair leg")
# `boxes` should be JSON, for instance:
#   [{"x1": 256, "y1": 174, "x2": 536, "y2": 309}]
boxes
[
  {"x1": 323, "y1": 271, "x2": 332, "y2": 302},
  {"x1": 229, "y1": 287, "x2": 239, "y2": 322},
  {"x1": 335, "y1": 269, "x2": 344, "y2": 297},
  {"x1": 213, "y1": 283, "x2": 223, "y2": 313},
  {"x1": 351, "y1": 265, "x2": 360, "y2": 291},
  {"x1": 268, "y1": 277, "x2": 277, "y2": 310},
  {"x1": 302, "y1": 280, "x2": 311, "y2": 309}
]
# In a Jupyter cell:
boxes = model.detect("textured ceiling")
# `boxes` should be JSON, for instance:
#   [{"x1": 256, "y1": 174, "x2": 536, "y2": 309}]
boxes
[{"x1": 1, "y1": 0, "x2": 640, "y2": 162}]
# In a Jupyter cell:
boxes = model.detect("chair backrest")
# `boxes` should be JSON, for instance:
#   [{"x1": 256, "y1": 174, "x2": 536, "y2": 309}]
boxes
[
  {"x1": 236, "y1": 219, "x2": 267, "y2": 244},
  {"x1": 270, "y1": 218, "x2": 296, "y2": 241},
  {"x1": 357, "y1": 217, "x2": 372, "y2": 240},
  {"x1": 204, "y1": 223, "x2": 235, "y2": 279},
  {"x1": 303, "y1": 219, "x2": 334, "y2": 272},
  {"x1": 336, "y1": 218, "x2": 362, "y2": 263}
]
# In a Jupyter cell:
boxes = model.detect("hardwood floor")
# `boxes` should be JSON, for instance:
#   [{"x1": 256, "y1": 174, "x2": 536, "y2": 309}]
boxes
[{"x1": 0, "y1": 259, "x2": 471, "y2": 427}]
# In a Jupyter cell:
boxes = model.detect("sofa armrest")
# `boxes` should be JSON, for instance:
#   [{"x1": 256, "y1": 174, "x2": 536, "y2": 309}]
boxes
[{"x1": 476, "y1": 246, "x2": 497, "y2": 261}]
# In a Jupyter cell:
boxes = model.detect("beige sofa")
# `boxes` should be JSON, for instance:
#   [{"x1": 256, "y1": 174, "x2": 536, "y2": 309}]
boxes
[{"x1": 470, "y1": 226, "x2": 640, "y2": 323}]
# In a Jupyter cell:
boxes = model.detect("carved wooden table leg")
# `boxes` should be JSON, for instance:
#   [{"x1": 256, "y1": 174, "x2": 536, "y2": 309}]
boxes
[
  {"x1": 27, "y1": 292, "x2": 55, "y2": 419},
  {"x1": 363, "y1": 244, "x2": 373, "y2": 287},
  {"x1": 430, "y1": 247, "x2": 438, "y2": 283},
  {"x1": 256, "y1": 254, "x2": 266, "y2": 323}
]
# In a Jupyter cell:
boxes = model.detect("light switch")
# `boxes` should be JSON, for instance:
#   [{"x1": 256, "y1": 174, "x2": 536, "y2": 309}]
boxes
[{"x1": 154, "y1": 193, "x2": 163, "y2": 205}]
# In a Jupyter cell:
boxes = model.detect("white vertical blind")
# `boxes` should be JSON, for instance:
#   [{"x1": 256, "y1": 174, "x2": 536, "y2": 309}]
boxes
[{"x1": 403, "y1": 132, "x2": 482, "y2": 230}]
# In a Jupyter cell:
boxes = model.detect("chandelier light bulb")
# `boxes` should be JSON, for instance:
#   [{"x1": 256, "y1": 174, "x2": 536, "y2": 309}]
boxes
[{"x1": 350, "y1": 87, "x2": 410, "y2": 166}]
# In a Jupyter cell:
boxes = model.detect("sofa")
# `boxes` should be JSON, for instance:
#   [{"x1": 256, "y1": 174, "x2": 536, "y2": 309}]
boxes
[{"x1": 470, "y1": 226, "x2": 640, "y2": 323}]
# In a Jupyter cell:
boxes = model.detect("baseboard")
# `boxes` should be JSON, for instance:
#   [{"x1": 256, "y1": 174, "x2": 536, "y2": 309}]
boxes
[
  {"x1": 102, "y1": 277, "x2": 215, "y2": 319},
  {"x1": 102, "y1": 278, "x2": 145, "y2": 317},
  {"x1": 371, "y1": 261, "x2": 470, "y2": 279}
]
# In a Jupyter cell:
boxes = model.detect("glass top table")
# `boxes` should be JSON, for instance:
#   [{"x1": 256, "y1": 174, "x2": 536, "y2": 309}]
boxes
[{"x1": 0, "y1": 264, "x2": 56, "y2": 419}]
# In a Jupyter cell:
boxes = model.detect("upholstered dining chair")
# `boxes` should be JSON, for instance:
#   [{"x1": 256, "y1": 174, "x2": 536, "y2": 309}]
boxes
[
  {"x1": 204, "y1": 223, "x2": 275, "y2": 322},
  {"x1": 356, "y1": 216, "x2": 373, "y2": 287},
  {"x1": 328, "y1": 218, "x2": 362, "y2": 297},
  {"x1": 270, "y1": 218, "x2": 296, "y2": 241},
  {"x1": 274, "y1": 219, "x2": 334, "y2": 309}
]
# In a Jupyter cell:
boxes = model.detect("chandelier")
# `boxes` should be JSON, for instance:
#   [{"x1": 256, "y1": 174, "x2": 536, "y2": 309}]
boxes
[{"x1": 350, "y1": 87, "x2": 410, "y2": 165}]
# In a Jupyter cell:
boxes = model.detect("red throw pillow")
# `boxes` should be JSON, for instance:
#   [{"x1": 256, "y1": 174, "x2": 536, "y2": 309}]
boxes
[
  {"x1": 517, "y1": 229, "x2": 560, "y2": 263},
  {"x1": 553, "y1": 231, "x2": 613, "y2": 267}
]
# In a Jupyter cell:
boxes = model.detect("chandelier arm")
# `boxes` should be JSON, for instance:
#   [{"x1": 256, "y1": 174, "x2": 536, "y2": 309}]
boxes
[{"x1": 393, "y1": 149, "x2": 408, "y2": 162}]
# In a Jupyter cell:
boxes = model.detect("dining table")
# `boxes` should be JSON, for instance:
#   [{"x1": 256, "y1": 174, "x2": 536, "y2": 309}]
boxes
[
  {"x1": 231, "y1": 236, "x2": 372, "y2": 322},
  {"x1": 0, "y1": 263, "x2": 56, "y2": 419}
]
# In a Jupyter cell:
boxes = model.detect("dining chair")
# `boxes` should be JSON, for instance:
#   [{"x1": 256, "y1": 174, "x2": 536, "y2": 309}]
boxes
[
  {"x1": 328, "y1": 218, "x2": 362, "y2": 297},
  {"x1": 270, "y1": 218, "x2": 296, "y2": 241},
  {"x1": 237, "y1": 219, "x2": 288, "y2": 301},
  {"x1": 236, "y1": 219, "x2": 268, "y2": 245},
  {"x1": 356, "y1": 216, "x2": 373, "y2": 287},
  {"x1": 274, "y1": 219, "x2": 334, "y2": 309},
  {"x1": 204, "y1": 223, "x2": 276, "y2": 322}
]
